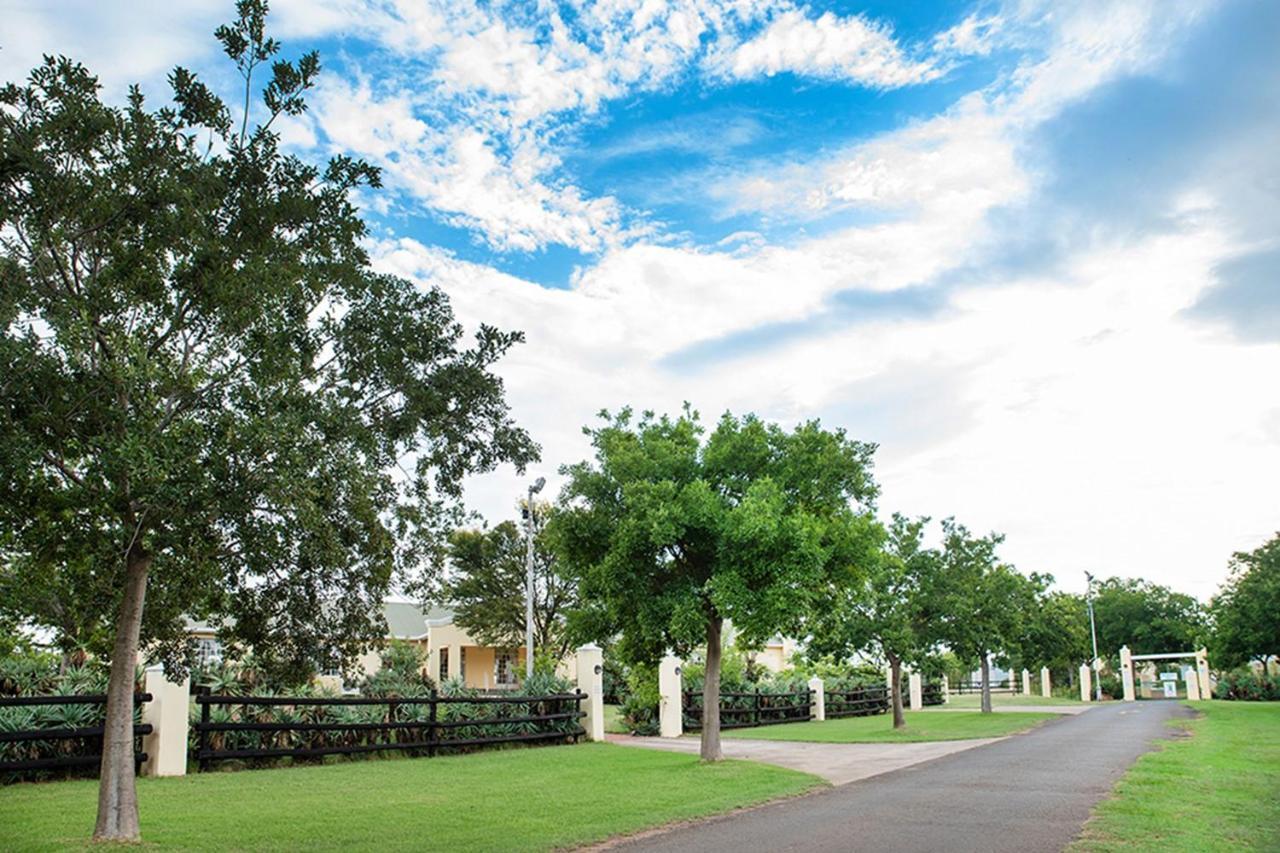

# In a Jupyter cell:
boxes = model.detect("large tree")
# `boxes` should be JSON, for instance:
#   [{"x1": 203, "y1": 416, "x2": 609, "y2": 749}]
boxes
[
  {"x1": 443, "y1": 505, "x2": 578, "y2": 663},
  {"x1": 1091, "y1": 577, "x2": 1205, "y2": 657},
  {"x1": 808, "y1": 513, "x2": 938, "y2": 729},
  {"x1": 1211, "y1": 533, "x2": 1280, "y2": 671},
  {"x1": 554, "y1": 407, "x2": 880, "y2": 760},
  {"x1": 0, "y1": 2, "x2": 535, "y2": 841},
  {"x1": 1017, "y1": 589, "x2": 1091, "y2": 685},
  {"x1": 933, "y1": 520, "x2": 1034, "y2": 713}
]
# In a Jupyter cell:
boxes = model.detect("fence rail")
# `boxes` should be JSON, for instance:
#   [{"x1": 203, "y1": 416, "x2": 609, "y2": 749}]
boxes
[
  {"x1": 681, "y1": 689, "x2": 814, "y2": 731},
  {"x1": 952, "y1": 681, "x2": 1019, "y2": 695},
  {"x1": 0, "y1": 693, "x2": 152, "y2": 778},
  {"x1": 193, "y1": 691, "x2": 585, "y2": 770},
  {"x1": 825, "y1": 685, "x2": 889, "y2": 718}
]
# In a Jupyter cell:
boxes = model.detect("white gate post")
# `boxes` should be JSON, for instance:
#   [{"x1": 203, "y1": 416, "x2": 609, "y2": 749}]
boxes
[
  {"x1": 941, "y1": 674, "x2": 950, "y2": 703},
  {"x1": 1021, "y1": 668, "x2": 1030, "y2": 696},
  {"x1": 1185, "y1": 668, "x2": 1201, "y2": 701},
  {"x1": 141, "y1": 665, "x2": 190, "y2": 777},
  {"x1": 808, "y1": 676, "x2": 825, "y2": 722},
  {"x1": 908, "y1": 672, "x2": 922, "y2": 711},
  {"x1": 1040, "y1": 667, "x2": 1051, "y2": 698},
  {"x1": 1196, "y1": 648, "x2": 1212, "y2": 700},
  {"x1": 658, "y1": 654, "x2": 683, "y2": 738},
  {"x1": 1120, "y1": 645, "x2": 1136, "y2": 702},
  {"x1": 1079, "y1": 664, "x2": 1092, "y2": 703},
  {"x1": 575, "y1": 644, "x2": 605, "y2": 741}
]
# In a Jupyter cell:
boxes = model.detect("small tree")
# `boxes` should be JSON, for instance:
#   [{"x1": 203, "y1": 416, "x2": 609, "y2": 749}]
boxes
[
  {"x1": 0, "y1": 2, "x2": 534, "y2": 840},
  {"x1": 809, "y1": 513, "x2": 939, "y2": 729},
  {"x1": 1211, "y1": 533, "x2": 1280, "y2": 671},
  {"x1": 442, "y1": 506, "x2": 578, "y2": 662},
  {"x1": 934, "y1": 520, "x2": 1031, "y2": 713},
  {"x1": 554, "y1": 407, "x2": 880, "y2": 760}
]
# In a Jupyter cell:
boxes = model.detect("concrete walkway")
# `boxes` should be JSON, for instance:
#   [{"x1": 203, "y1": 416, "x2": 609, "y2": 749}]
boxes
[
  {"x1": 606, "y1": 733, "x2": 1005, "y2": 786},
  {"x1": 606, "y1": 701, "x2": 1191, "y2": 853}
]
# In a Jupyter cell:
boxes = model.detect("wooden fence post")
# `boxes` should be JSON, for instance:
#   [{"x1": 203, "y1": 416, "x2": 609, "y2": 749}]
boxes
[
  {"x1": 941, "y1": 674, "x2": 950, "y2": 703},
  {"x1": 1021, "y1": 668, "x2": 1030, "y2": 696},
  {"x1": 908, "y1": 672, "x2": 922, "y2": 711}
]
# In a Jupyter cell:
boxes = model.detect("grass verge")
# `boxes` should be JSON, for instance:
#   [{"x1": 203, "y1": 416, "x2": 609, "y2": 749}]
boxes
[
  {"x1": 604, "y1": 702, "x2": 628, "y2": 734},
  {"x1": 0, "y1": 742, "x2": 821, "y2": 852},
  {"x1": 720, "y1": 710, "x2": 1055, "y2": 743},
  {"x1": 1072, "y1": 701, "x2": 1280, "y2": 852}
]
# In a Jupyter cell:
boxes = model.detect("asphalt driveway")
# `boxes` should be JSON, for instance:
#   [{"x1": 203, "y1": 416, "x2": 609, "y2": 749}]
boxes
[{"x1": 606, "y1": 701, "x2": 1191, "y2": 853}]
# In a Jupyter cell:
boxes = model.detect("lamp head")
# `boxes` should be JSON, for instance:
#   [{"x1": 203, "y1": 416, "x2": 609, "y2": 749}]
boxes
[{"x1": 531, "y1": 476, "x2": 546, "y2": 494}]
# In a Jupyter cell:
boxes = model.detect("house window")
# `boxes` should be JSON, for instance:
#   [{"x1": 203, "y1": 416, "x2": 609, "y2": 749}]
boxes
[
  {"x1": 194, "y1": 638, "x2": 223, "y2": 668},
  {"x1": 495, "y1": 651, "x2": 515, "y2": 686},
  {"x1": 460, "y1": 647, "x2": 467, "y2": 681},
  {"x1": 439, "y1": 647, "x2": 449, "y2": 681}
]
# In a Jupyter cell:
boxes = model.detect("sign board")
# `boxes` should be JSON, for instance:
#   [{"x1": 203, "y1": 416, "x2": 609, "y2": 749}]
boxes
[
  {"x1": 1159, "y1": 672, "x2": 1178, "y2": 682},
  {"x1": 1162, "y1": 681, "x2": 1178, "y2": 698}
]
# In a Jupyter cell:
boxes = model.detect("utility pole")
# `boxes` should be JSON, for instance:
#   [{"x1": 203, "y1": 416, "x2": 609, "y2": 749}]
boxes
[
  {"x1": 1085, "y1": 571, "x2": 1102, "y2": 702},
  {"x1": 525, "y1": 476, "x2": 545, "y2": 679}
]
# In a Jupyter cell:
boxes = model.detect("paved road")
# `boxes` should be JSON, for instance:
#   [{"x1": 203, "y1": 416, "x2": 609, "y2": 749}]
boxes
[{"x1": 611, "y1": 702, "x2": 1192, "y2": 853}]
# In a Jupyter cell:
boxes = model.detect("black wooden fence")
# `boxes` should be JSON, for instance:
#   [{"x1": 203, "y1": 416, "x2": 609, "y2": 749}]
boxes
[
  {"x1": 193, "y1": 691, "x2": 585, "y2": 770},
  {"x1": 952, "y1": 680, "x2": 1018, "y2": 695},
  {"x1": 0, "y1": 693, "x2": 152, "y2": 780},
  {"x1": 682, "y1": 689, "x2": 813, "y2": 731},
  {"x1": 825, "y1": 685, "x2": 889, "y2": 718},
  {"x1": 922, "y1": 681, "x2": 945, "y2": 706}
]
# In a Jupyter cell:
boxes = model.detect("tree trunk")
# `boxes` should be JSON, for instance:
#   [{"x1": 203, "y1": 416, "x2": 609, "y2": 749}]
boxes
[
  {"x1": 93, "y1": 548, "x2": 150, "y2": 842},
  {"x1": 889, "y1": 654, "x2": 906, "y2": 729},
  {"x1": 980, "y1": 654, "x2": 993, "y2": 714},
  {"x1": 700, "y1": 615, "x2": 723, "y2": 762}
]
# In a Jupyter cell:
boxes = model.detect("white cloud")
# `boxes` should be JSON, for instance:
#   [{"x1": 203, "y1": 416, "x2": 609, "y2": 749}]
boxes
[{"x1": 713, "y1": 9, "x2": 943, "y2": 88}]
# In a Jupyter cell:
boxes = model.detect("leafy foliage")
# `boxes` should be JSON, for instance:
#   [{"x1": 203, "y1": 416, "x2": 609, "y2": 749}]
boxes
[
  {"x1": 1091, "y1": 577, "x2": 1206, "y2": 657},
  {"x1": 553, "y1": 406, "x2": 880, "y2": 757},
  {"x1": 1212, "y1": 669, "x2": 1280, "y2": 701},
  {"x1": 442, "y1": 508, "x2": 577, "y2": 661},
  {"x1": 1210, "y1": 533, "x2": 1279, "y2": 670}
]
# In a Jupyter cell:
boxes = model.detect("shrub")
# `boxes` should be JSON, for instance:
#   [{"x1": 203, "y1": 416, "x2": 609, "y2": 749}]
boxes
[{"x1": 1213, "y1": 669, "x2": 1280, "y2": 701}]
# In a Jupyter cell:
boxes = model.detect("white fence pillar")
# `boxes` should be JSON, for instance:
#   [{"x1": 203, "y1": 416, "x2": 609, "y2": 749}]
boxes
[
  {"x1": 808, "y1": 676, "x2": 825, "y2": 722},
  {"x1": 941, "y1": 674, "x2": 950, "y2": 703},
  {"x1": 1196, "y1": 648, "x2": 1212, "y2": 700},
  {"x1": 1079, "y1": 664, "x2": 1092, "y2": 703},
  {"x1": 141, "y1": 665, "x2": 189, "y2": 777},
  {"x1": 908, "y1": 672, "x2": 922, "y2": 711},
  {"x1": 1040, "y1": 667, "x2": 1051, "y2": 698},
  {"x1": 658, "y1": 655, "x2": 683, "y2": 738},
  {"x1": 575, "y1": 644, "x2": 605, "y2": 741},
  {"x1": 1185, "y1": 668, "x2": 1201, "y2": 701},
  {"x1": 1021, "y1": 668, "x2": 1031, "y2": 696},
  {"x1": 1120, "y1": 645, "x2": 1136, "y2": 702}
]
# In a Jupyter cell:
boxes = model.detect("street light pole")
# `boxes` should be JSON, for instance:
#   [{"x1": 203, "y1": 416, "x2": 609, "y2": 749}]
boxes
[
  {"x1": 525, "y1": 476, "x2": 545, "y2": 679},
  {"x1": 1086, "y1": 571, "x2": 1102, "y2": 702}
]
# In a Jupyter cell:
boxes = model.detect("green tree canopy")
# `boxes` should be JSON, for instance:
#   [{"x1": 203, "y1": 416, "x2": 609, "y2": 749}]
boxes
[
  {"x1": 0, "y1": 2, "x2": 534, "y2": 840},
  {"x1": 1091, "y1": 577, "x2": 1205, "y2": 657},
  {"x1": 553, "y1": 406, "x2": 880, "y2": 759},
  {"x1": 1210, "y1": 533, "x2": 1280, "y2": 670},
  {"x1": 443, "y1": 505, "x2": 578, "y2": 662},
  {"x1": 1016, "y1": 589, "x2": 1091, "y2": 681},
  {"x1": 932, "y1": 519, "x2": 1038, "y2": 712},
  {"x1": 807, "y1": 513, "x2": 939, "y2": 729}
]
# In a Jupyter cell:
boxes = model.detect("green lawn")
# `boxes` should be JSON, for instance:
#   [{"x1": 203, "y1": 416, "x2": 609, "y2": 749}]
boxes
[
  {"x1": 0, "y1": 743, "x2": 822, "y2": 851},
  {"x1": 720, "y1": 710, "x2": 1056, "y2": 743},
  {"x1": 604, "y1": 702, "x2": 628, "y2": 734},
  {"x1": 938, "y1": 693, "x2": 1085, "y2": 709},
  {"x1": 1072, "y1": 702, "x2": 1280, "y2": 852}
]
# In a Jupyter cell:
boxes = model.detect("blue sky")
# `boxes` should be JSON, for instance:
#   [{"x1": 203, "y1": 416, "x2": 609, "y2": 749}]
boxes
[{"x1": 3, "y1": 0, "x2": 1277, "y2": 598}]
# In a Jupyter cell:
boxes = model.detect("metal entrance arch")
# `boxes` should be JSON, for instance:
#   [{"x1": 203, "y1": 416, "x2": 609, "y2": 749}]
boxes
[{"x1": 1119, "y1": 646, "x2": 1212, "y2": 701}]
